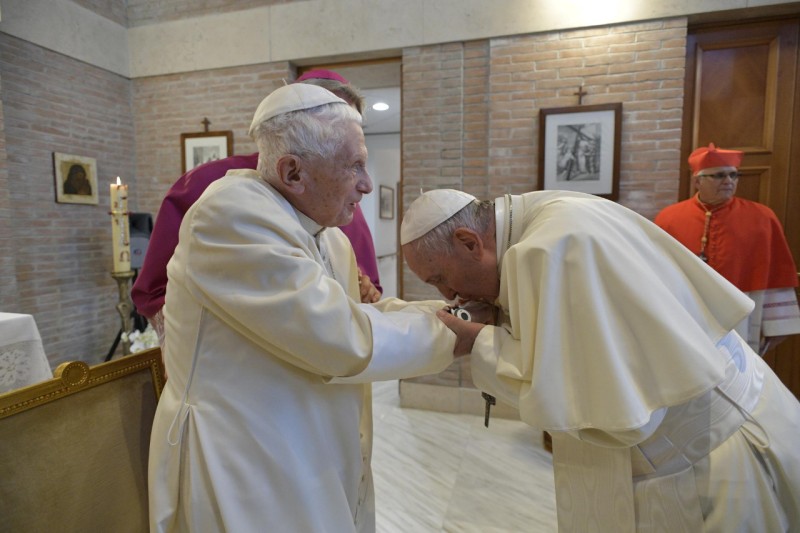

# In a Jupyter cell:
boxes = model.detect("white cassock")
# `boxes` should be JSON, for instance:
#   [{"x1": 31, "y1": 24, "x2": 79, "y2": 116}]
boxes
[
  {"x1": 148, "y1": 169, "x2": 456, "y2": 533},
  {"x1": 470, "y1": 191, "x2": 800, "y2": 532},
  {"x1": 737, "y1": 287, "x2": 800, "y2": 353}
]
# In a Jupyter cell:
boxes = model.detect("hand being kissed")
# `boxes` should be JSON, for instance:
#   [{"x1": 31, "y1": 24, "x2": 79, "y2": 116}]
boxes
[{"x1": 436, "y1": 301, "x2": 499, "y2": 356}]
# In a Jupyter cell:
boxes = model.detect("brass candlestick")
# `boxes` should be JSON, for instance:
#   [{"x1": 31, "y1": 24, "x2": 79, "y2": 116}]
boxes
[{"x1": 111, "y1": 270, "x2": 135, "y2": 356}]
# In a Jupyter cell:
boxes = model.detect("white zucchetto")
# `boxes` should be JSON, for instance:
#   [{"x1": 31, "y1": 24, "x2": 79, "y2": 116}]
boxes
[
  {"x1": 248, "y1": 84, "x2": 348, "y2": 137},
  {"x1": 400, "y1": 189, "x2": 477, "y2": 245}
]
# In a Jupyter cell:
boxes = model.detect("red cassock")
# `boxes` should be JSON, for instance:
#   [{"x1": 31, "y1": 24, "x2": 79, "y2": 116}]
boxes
[{"x1": 655, "y1": 196, "x2": 798, "y2": 292}]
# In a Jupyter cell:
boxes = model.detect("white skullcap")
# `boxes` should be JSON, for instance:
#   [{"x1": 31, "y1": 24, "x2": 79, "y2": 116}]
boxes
[
  {"x1": 248, "y1": 84, "x2": 348, "y2": 137},
  {"x1": 400, "y1": 189, "x2": 477, "y2": 245}
]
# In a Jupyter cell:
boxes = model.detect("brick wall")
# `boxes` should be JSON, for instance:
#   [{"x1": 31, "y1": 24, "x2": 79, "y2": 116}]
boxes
[
  {"x1": 401, "y1": 18, "x2": 688, "y2": 388},
  {"x1": 489, "y1": 19, "x2": 687, "y2": 214},
  {"x1": 0, "y1": 37, "x2": 291, "y2": 366},
  {"x1": 132, "y1": 63, "x2": 290, "y2": 214},
  {"x1": 0, "y1": 33, "x2": 135, "y2": 366},
  {"x1": 0, "y1": 74, "x2": 14, "y2": 305}
]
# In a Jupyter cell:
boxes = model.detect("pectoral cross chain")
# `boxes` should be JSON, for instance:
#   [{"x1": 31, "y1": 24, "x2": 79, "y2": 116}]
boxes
[{"x1": 481, "y1": 392, "x2": 496, "y2": 427}]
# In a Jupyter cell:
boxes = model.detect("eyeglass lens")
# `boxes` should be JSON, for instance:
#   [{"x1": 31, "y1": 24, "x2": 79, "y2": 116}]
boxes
[{"x1": 701, "y1": 171, "x2": 739, "y2": 180}]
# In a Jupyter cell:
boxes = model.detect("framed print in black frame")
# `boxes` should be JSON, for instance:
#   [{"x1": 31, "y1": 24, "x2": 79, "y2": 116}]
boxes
[{"x1": 538, "y1": 103, "x2": 622, "y2": 201}]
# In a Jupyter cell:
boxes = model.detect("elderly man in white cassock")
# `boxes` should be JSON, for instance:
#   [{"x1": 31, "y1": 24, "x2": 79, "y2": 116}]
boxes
[
  {"x1": 401, "y1": 189, "x2": 800, "y2": 532},
  {"x1": 148, "y1": 85, "x2": 459, "y2": 533}
]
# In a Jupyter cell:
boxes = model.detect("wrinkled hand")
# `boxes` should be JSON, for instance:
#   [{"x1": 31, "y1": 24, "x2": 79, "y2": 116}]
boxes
[
  {"x1": 436, "y1": 309, "x2": 486, "y2": 357},
  {"x1": 358, "y1": 271, "x2": 381, "y2": 303}
]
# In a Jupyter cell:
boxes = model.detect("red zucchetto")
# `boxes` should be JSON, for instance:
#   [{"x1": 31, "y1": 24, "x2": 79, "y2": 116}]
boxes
[{"x1": 688, "y1": 143, "x2": 743, "y2": 175}]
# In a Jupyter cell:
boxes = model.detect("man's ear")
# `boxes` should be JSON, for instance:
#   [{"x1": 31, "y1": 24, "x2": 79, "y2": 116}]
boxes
[
  {"x1": 453, "y1": 228, "x2": 484, "y2": 258},
  {"x1": 275, "y1": 154, "x2": 306, "y2": 194}
]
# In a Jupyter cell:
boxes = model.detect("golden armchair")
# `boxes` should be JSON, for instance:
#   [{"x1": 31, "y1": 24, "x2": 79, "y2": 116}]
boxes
[{"x1": 0, "y1": 347, "x2": 165, "y2": 533}]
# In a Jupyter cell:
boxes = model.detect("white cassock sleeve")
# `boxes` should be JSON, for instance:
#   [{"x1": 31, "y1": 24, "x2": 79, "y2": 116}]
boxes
[
  {"x1": 470, "y1": 325, "x2": 522, "y2": 409},
  {"x1": 175, "y1": 175, "x2": 456, "y2": 382},
  {"x1": 330, "y1": 302, "x2": 456, "y2": 384}
]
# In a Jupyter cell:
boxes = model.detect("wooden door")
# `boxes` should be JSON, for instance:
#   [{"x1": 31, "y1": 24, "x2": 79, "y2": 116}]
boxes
[{"x1": 682, "y1": 18, "x2": 800, "y2": 398}]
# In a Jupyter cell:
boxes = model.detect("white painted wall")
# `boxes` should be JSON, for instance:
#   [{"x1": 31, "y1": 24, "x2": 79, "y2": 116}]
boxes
[
  {"x1": 2, "y1": 0, "x2": 798, "y2": 79},
  {"x1": 364, "y1": 133, "x2": 400, "y2": 299},
  {"x1": 0, "y1": 0, "x2": 129, "y2": 76},
  {"x1": 125, "y1": 0, "x2": 800, "y2": 77}
]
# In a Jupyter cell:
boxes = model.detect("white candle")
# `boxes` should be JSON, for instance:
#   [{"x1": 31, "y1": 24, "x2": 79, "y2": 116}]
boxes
[{"x1": 110, "y1": 177, "x2": 131, "y2": 272}]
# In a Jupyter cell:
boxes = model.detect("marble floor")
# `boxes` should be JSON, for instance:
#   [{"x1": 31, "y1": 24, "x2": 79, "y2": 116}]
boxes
[{"x1": 371, "y1": 380, "x2": 558, "y2": 532}]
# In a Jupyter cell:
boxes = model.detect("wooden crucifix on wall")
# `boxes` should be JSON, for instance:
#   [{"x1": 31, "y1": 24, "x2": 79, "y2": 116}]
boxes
[
  {"x1": 574, "y1": 85, "x2": 588, "y2": 105},
  {"x1": 180, "y1": 117, "x2": 233, "y2": 173}
]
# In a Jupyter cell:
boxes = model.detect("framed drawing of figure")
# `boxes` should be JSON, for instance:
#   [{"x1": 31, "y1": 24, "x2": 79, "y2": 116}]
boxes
[
  {"x1": 180, "y1": 131, "x2": 233, "y2": 173},
  {"x1": 538, "y1": 103, "x2": 622, "y2": 201}
]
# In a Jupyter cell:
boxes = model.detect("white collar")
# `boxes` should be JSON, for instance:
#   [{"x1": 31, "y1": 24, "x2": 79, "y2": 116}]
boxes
[
  {"x1": 494, "y1": 194, "x2": 524, "y2": 271},
  {"x1": 294, "y1": 209, "x2": 325, "y2": 241}
]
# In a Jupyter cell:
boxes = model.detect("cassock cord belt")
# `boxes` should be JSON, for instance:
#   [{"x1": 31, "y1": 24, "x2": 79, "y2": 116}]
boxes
[
  {"x1": 696, "y1": 194, "x2": 724, "y2": 263},
  {"x1": 482, "y1": 392, "x2": 496, "y2": 427},
  {"x1": 480, "y1": 196, "x2": 514, "y2": 428}
]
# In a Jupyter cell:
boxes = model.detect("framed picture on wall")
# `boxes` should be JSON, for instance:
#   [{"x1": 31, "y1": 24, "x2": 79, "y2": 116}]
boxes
[
  {"x1": 180, "y1": 131, "x2": 233, "y2": 173},
  {"x1": 538, "y1": 103, "x2": 621, "y2": 201},
  {"x1": 379, "y1": 185, "x2": 395, "y2": 219},
  {"x1": 53, "y1": 152, "x2": 99, "y2": 205}
]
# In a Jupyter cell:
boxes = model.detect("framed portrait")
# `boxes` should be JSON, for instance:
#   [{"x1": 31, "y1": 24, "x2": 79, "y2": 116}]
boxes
[
  {"x1": 53, "y1": 152, "x2": 99, "y2": 205},
  {"x1": 180, "y1": 131, "x2": 233, "y2": 173},
  {"x1": 379, "y1": 185, "x2": 395, "y2": 219},
  {"x1": 538, "y1": 103, "x2": 622, "y2": 201}
]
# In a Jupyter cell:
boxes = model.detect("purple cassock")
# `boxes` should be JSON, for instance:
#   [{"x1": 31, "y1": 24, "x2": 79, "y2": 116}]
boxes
[{"x1": 131, "y1": 153, "x2": 381, "y2": 318}]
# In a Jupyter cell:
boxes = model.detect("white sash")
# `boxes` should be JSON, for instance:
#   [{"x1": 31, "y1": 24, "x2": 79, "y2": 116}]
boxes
[{"x1": 551, "y1": 332, "x2": 764, "y2": 532}]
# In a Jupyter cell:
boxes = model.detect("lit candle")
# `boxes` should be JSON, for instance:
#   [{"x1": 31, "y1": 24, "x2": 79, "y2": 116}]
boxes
[{"x1": 110, "y1": 177, "x2": 131, "y2": 272}]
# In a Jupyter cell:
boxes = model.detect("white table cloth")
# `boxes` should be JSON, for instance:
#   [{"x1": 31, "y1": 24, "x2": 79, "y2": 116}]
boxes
[{"x1": 0, "y1": 313, "x2": 53, "y2": 394}]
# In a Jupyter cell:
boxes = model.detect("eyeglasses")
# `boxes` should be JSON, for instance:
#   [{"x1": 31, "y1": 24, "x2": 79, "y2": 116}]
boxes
[{"x1": 697, "y1": 171, "x2": 739, "y2": 181}]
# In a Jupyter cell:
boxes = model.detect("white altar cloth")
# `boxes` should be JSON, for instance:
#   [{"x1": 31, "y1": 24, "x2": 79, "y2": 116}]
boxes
[{"x1": 0, "y1": 313, "x2": 53, "y2": 394}]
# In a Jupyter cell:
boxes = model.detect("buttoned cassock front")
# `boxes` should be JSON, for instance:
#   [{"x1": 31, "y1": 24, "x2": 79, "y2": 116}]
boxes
[{"x1": 148, "y1": 170, "x2": 455, "y2": 533}]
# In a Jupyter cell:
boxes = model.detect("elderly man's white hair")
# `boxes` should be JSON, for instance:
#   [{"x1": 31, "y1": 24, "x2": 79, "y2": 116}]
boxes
[{"x1": 248, "y1": 84, "x2": 362, "y2": 183}]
